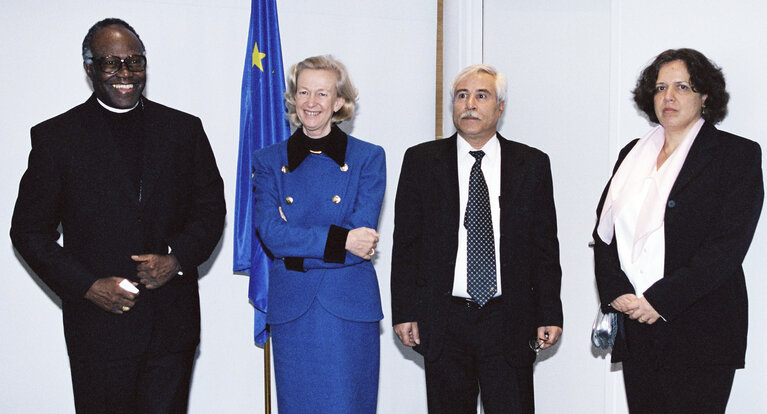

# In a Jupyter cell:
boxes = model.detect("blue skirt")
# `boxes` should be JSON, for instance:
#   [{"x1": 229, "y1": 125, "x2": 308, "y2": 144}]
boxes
[{"x1": 271, "y1": 299, "x2": 380, "y2": 413}]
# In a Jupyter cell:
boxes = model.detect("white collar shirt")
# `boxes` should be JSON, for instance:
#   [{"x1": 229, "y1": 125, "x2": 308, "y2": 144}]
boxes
[
  {"x1": 453, "y1": 134, "x2": 502, "y2": 298},
  {"x1": 96, "y1": 97, "x2": 139, "y2": 113}
]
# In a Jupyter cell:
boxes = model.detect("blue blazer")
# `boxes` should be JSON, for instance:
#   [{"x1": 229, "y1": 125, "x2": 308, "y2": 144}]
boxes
[{"x1": 252, "y1": 128, "x2": 385, "y2": 325}]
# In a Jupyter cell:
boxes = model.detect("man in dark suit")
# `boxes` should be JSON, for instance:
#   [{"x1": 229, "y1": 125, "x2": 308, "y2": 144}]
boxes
[
  {"x1": 392, "y1": 64, "x2": 563, "y2": 413},
  {"x1": 10, "y1": 18, "x2": 225, "y2": 413}
]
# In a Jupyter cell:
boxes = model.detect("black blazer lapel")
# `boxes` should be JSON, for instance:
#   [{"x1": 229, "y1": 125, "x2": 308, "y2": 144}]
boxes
[
  {"x1": 498, "y1": 133, "x2": 528, "y2": 212},
  {"x1": 137, "y1": 98, "x2": 170, "y2": 206},
  {"x1": 434, "y1": 134, "x2": 461, "y2": 241},
  {"x1": 669, "y1": 121, "x2": 719, "y2": 198}
]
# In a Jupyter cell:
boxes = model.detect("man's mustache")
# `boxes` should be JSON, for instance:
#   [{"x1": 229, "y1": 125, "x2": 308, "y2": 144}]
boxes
[{"x1": 460, "y1": 111, "x2": 482, "y2": 120}]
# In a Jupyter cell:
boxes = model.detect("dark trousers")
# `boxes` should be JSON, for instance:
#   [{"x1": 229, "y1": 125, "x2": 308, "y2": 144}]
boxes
[
  {"x1": 622, "y1": 360, "x2": 736, "y2": 414},
  {"x1": 69, "y1": 349, "x2": 196, "y2": 414},
  {"x1": 425, "y1": 298, "x2": 534, "y2": 414}
]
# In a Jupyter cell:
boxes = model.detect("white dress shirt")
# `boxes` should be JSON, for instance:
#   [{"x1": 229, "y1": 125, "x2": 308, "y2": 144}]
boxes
[{"x1": 452, "y1": 134, "x2": 502, "y2": 298}]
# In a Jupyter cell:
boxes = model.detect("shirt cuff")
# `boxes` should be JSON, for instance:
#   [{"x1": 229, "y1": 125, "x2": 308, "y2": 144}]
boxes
[
  {"x1": 323, "y1": 225, "x2": 349, "y2": 263},
  {"x1": 167, "y1": 248, "x2": 184, "y2": 276}
]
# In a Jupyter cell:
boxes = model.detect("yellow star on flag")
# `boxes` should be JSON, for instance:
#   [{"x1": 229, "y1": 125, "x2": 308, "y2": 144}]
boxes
[{"x1": 252, "y1": 41, "x2": 267, "y2": 71}]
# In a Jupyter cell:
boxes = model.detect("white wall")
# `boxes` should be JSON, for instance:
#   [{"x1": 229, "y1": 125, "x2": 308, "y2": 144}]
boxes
[
  {"x1": 0, "y1": 1, "x2": 764, "y2": 413},
  {"x1": 483, "y1": 2, "x2": 614, "y2": 412}
]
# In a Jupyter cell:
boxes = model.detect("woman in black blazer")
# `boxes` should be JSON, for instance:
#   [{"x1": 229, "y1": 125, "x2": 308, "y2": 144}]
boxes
[{"x1": 594, "y1": 48, "x2": 763, "y2": 413}]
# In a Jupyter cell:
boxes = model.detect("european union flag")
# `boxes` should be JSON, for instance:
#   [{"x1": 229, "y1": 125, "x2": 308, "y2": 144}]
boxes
[{"x1": 234, "y1": 0, "x2": 290, "y2": 345}]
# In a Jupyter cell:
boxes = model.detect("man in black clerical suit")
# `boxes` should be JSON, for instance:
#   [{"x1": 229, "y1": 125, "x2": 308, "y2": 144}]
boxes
[
  {"x1": 10, "y1": 18, "x2": 225, "y2": 413},
  {"x1": 392, "y1": 64, "x2": 563, "y2": 413}
]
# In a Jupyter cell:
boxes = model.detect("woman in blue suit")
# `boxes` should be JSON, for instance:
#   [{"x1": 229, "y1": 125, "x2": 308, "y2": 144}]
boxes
[{"x1": 252, "y1": 55, "x2": 385, "y2": 413}]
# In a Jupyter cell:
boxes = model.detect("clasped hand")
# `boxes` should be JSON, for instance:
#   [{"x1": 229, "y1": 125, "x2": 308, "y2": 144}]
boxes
[
  {"x1": 131, "y1": 254, "x2": 181, "y2": 289},
  {"x1": 84, "y1": 277, "x2": 139, "y2": 314},
  {"x1": 278, "y1": 206, "x2": 378, "y2": 260},
  {"x1": 611, "y1": 293, "x2": 661, "y2": 324},
  {"x1": 346, "y1": 227, "x2": 379, "y2": 260},
  {"x1": 84, "y1": 254, "x2": 181, "y2": 314}
]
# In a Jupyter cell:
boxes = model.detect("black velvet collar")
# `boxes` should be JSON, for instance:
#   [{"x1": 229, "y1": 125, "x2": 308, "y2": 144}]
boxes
[{"x1": 286, "y1": 124, "x2": 347, "y2": 172}]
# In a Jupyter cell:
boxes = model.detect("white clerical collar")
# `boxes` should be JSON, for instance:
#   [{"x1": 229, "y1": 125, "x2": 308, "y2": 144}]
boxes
[{"x1": 96, "y1": 98, "x2": 140, "y2": 113}]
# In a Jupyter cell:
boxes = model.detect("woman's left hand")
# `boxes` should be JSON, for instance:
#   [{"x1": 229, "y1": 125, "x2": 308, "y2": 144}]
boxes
[
  {"x1": 346, "y1": 227, "x2": 379, "y2": 260},
  {"x1": 625, "y1": 296, "x2": 661, "y2": 324},
  {"x1": 611, "y1": 293, "x2": 637, "y2": 312}
]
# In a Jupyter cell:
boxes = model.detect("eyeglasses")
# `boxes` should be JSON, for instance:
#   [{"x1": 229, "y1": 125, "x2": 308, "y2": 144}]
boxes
[
  {"x1": 528, "y1": 333, "x2": 550, "y2": 353},
  {"x1": 92, "y1": 55, "x2": 147, "y2": 74}
]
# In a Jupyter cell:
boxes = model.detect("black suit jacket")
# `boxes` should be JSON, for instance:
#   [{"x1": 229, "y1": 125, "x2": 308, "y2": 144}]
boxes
[
  {"x1": 11, "y1": 95, "x2": 226, "y2": 360},
  {"x1": 391, "y1": 133, "x2": 563, "y2": 366},
  {"x1": 593, "y1": 122, "x2": 763, "y2": 367}
]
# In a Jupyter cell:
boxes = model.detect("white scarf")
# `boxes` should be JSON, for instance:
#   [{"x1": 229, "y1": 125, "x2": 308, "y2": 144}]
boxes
[{"x1": 597, "y1": 118, "x2": 704, "y2": 262}]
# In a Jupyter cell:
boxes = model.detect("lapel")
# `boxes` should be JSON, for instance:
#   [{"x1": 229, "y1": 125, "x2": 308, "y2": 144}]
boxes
[
  {"x1": 137, "y1": 98, "x2": 171, "y2": 207},
  {"x1": 81, "y1": 95, "x2": 140, "y2": 208},
  {"x1": 433, "y1": 134, "x2": 461, "y2": 237},
  {"x1": 668, "y1": 121, "x2": 719, "y2": 198},
  {"x1": 498, "y1": 133, "x2": 528, "y2": 210},
  {"x1": 281, "y1": 136, "x2": 352, "y2": 225}
]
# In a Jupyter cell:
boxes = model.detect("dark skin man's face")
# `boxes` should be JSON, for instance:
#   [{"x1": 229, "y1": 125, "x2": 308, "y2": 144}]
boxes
[{"x1": 84, "y1": 25, "x2": 146, "y2": 109}]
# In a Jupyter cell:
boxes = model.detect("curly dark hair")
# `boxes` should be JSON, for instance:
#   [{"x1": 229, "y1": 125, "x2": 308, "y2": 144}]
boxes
[
  {"x1": 632, "y1": 48, "x2": 728, "y2": 125},
  {"x1": 82, "y1": 18, "x2": 145, "y2": 64}
]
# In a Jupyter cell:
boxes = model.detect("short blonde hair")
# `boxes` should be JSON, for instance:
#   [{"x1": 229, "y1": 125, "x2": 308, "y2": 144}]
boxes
[
  {"x1": 451, "y1": 64, "x2": 507, "y2": 103},
  {"x1": 284, "y1": 55, "x2": 358, "y2": 126}
]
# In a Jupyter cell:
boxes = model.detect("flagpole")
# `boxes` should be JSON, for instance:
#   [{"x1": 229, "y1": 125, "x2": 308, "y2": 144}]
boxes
[{"x1": 264, "y1": 337, "x2": 271, "y2": 414}]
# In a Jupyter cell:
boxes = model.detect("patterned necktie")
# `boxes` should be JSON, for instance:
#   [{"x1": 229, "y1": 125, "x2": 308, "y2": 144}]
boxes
[{"x1": 465, "y1": 150, "x2": 497, "y2": 307}]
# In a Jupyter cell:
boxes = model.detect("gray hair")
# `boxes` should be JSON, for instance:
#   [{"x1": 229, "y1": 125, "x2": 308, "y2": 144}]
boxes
[
  {"x1": 284, "y1": 55, "x2": 358, "y2": 126},
  {"x1": 451, "y1": 64, "x2": 507, "y2": 103}
]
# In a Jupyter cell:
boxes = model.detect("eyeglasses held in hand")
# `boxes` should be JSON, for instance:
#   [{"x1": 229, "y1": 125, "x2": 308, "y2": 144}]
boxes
[{"x1": 528, "y1": 333, "x2": 550, "y2": 353}]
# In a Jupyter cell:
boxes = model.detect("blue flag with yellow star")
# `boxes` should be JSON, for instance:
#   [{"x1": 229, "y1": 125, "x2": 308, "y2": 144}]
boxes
[{"x1": 234, "y1": 0, "x2": 290, "y2": 345}]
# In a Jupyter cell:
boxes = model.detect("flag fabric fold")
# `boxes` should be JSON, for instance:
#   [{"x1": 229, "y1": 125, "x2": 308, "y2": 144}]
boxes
[{"x1": 234, "y1": 0, "x2": 291, "y2": 345}]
